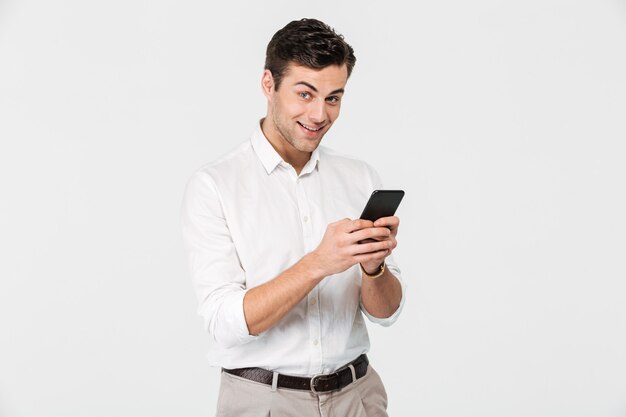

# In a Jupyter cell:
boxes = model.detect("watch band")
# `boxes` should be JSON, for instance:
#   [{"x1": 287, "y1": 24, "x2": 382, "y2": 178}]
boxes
[{"x1": 360, "y1": 261, "x2": 386, "y2": 279}]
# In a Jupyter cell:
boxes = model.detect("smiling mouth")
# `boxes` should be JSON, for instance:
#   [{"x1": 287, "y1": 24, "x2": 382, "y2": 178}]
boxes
[{"x1": 298, "y1": 122, "x2": 325, "y2": 132}]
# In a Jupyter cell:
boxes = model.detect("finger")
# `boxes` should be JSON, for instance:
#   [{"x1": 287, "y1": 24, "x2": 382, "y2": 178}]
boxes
[
  {"x1": 349, "y1": 226, "x2": 391, "y2": 244},
  {"x1": 373, "y1": 216, "x2": 400, "y2": 229},
  {"x1": 354, "y1": 249, "x2": 391, "y2": 265},
  {"x1": 358, "y1": 236, "x2": 388, "y2": 243},
  {"x1": 374, "y1": 237, "x2": 396, "y2": 250},
  {"x1": 344, "y1": 218, "x2": 375, "y2": 233},
  {"x1": 350, "y1": 239, "x2": 393, "y2": 255}
]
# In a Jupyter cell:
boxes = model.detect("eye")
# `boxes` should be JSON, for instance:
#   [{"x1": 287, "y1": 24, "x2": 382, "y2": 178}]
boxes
[
  {"x1": 326, "y1": 96, "x2": 341, "y2": 105},
  {"x1": 299, "y1": 91, "x2": 311, "y2": 100}
]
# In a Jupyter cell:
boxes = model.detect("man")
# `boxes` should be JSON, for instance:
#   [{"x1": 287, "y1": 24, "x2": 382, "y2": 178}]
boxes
[{"x1": 181, "y1": 18, "x2": 406, "y2": 417}]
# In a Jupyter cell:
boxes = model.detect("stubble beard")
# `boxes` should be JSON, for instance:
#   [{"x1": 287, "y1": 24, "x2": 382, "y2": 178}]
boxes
[{"x1": 272, "y1": 111, "x2": 322, "y2": 154}]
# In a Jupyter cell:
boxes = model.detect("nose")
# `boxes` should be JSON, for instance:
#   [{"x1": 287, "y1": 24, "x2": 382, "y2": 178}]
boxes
[{"x1": 307, "y1": 98, "x2": 327, "y2": 124}]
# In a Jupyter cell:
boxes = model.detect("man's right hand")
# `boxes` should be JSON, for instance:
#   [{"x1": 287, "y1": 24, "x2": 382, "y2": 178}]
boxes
[
  {"x1": 243, "y1": 218, "x2": 395, "y2": 335},
  {"x1": 309, "y1": 218, "x2": 394, "y2": 278}
]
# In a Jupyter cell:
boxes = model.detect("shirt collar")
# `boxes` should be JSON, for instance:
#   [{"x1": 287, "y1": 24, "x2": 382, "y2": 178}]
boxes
[
  {"x1": 301, "y1": 146, "x2": 320, "y2": 175},
  {"x1": 250, "y1": 121, "x2": 320, "y2": 176},
  {"x1": 251, "y1": 123, "x2": 282, "y2": 174}
]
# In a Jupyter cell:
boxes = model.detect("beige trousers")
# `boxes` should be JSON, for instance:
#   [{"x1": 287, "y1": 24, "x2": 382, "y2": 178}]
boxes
[{"x1": 215, "y1": 366, "x2": 389, "y2": 417}]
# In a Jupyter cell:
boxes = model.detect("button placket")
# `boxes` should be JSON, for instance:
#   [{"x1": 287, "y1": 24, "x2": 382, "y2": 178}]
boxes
[
  {"x1": 308, "y1": 287, "x2": 322, "y2": 373},
  {"x1": 294, "y1": 178, "x2": 313, "y2": 250},
  {"x1": 296, "y1": 175, "x2": 323, "y2": 374}
]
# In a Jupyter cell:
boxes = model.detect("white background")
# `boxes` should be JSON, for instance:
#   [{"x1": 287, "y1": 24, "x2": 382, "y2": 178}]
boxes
[{"x1": 1, "y1": 1, "x2": 626, "y2": 416}]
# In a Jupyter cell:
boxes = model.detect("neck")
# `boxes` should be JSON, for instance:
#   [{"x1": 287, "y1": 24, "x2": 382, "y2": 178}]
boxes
[{"x1": 260, "y1": 118, "x2": 310, "y2": 175}]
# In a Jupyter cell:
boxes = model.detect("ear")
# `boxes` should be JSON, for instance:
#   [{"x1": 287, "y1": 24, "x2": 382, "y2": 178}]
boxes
[{"x1": 261, "y1": 69, "x2": 274, "y2": 99}]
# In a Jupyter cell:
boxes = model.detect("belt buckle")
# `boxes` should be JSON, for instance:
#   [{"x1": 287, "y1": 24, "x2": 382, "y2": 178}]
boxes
[
  {"x1": 309, "y1": 371, "x2": 339, "y2": 395},
  {"x1": 310, "y1": 373, "x2": 323, "y2": 395}
]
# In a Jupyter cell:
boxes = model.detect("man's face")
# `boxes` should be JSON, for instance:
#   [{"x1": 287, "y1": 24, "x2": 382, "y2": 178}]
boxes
[{"x1": 263, "y1": 63, "x2": 348, "y2": 157}]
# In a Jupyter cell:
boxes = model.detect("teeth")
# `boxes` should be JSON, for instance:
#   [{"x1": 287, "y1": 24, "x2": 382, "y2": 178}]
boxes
[{"x1": 299, "y1": 122, "x2": 323, "y2": 132}]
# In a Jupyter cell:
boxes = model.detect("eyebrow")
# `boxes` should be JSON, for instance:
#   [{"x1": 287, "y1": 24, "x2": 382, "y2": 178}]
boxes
[{"x1": 294, "y1": 81, "x2": 345, "y2": 96}]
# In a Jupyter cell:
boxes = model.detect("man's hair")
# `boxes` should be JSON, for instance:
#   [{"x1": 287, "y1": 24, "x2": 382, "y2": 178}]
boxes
[{"x1": 265, "y1": 18, "x2": 356, "y2": 90}]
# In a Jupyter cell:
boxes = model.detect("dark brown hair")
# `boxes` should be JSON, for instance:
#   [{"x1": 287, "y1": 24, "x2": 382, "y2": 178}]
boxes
[{"x1": 265, "y1": 18, "x2": 356, "y2": 90}]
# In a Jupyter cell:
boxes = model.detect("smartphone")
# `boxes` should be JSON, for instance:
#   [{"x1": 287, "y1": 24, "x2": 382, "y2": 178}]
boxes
[{"x1": 359, "y1": 190, "x2": 405, "y2": 222}]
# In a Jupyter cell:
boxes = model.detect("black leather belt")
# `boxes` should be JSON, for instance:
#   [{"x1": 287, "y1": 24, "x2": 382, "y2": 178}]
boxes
[{"x1": 222, "y1": 354, "x2": 369, "y2": 394}]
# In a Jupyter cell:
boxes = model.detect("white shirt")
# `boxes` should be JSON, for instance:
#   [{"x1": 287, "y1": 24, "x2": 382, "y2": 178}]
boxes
[{"x1": 181, "y1": 124, "x2": 406, "y2": 376}]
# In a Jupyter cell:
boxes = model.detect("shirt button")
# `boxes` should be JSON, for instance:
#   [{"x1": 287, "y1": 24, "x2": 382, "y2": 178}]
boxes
[
  {"x1": 303, "y1": 215, "x2": 309, "y2": 223},
  {"x1": 313, "y1": 339, "x2": 319, "y2": 346},
  {"x1": 310, "y1": 298, "x2": 317, "y2": 306}
]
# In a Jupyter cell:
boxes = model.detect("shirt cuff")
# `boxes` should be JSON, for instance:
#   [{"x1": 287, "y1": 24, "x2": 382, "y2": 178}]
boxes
[{"x1": 210, "y1": 289, "x2": 258, "y2": 348}]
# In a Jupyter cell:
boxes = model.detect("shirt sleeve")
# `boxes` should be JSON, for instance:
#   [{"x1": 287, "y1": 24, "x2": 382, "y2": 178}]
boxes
[
  {"x1": 359, "y1": 163, "x2": 407, "y2": 326},
  {"x1": 180, "y1": 170, "x2": 257, "y2": 348}
]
